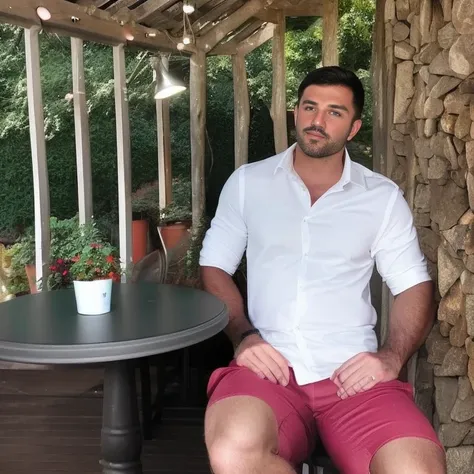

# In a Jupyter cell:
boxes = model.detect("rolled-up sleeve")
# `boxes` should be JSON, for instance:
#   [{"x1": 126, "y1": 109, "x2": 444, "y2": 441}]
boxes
[
  {"x1": 371, "y1": 188, "x2": 431, "y2": 296},
  {"x1": 199, "y1": 167, "x2": 247, "y2": 275}
]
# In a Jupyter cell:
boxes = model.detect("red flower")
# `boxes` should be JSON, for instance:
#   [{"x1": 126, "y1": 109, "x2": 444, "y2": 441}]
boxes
[
  {"x1": 62, "y1": 270, "x2": 68, "y2": 276},
  {"x1": 106, "y1": 255, "x2": 114, "y2": 264},
  {"x1": 57, "y1": 258, "x2": 64, "y2": 265},
  {"x1": 50, "y1": 265, "x2": 57, "y2": 272},
  {"x1": 87, "y1": 259, "x2": 93, "y2": 265},
  {"x1": 90, "y1": 243, "x2": 103, "y2": 249},
  {"x1": 95, "y1": 268, "x2": 101, "y2": 273},
  {"x1": 71, "y1": 255, "x2": 80, "y2": 263}
]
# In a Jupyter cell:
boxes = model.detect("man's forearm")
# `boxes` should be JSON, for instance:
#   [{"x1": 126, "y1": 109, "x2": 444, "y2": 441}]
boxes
[
  {"x1": 200, "y1": 266, "x2": 254, "y2": 348},
  {"x1": 380, "y1": 281, "x2": 435, "y2": 370}
]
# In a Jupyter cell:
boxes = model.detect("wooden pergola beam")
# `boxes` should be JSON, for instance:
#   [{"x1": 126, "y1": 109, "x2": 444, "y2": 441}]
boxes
[
  {"x1": 113, "y1": 44, "x2": 133, "y2": 275},
  {"x1": 197, "y1": 0, "x2": 275, "y2": 52},
  {"x1": 151, "y1": 56, "x2": 173, "y2": 209},
  {"x1": 322, "y1": 0, "x2": 339, "y2": 66},
  {"x1": 186, "y1": 0, "x2": 244, "y2": 35},
  {"x1": 0, "y1": 0, "x2": 182, "y2": 52},
  {"x1": 233, "y1": 52, "x2": 250, "y2": 168},
  {"x1": 71, "y1": 37, "x2": 93, "y2": 224},
  {"x1": 271, "y1": 10, "x2": 287, "y2": 154},
  {"x1": 24, "y1": 26, "x2": 51, "y2": 289},
  {"x1": 190, "y1": 50, "x2": 207, "y2": 226},
  {"x1": 256, "y1": 0, "x2": 324, "y2": 22},
  {"x1": 211, "y1": 21, "x2": 274, "y2": 55}
]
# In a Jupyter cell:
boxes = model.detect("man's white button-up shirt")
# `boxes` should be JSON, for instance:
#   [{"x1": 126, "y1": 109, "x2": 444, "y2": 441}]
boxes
[{"x1": 200, "y1": 144, "x2": 431, "y2": 385}]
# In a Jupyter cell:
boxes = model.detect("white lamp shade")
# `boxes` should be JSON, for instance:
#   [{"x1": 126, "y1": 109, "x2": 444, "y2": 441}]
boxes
[{"x1": 154, "y1": 64, "x2": 186, "y2": 99}]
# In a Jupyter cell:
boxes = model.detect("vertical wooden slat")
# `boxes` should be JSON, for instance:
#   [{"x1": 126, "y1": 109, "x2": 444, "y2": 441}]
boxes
[
  {"x1": 24, "y1": 26, "x2": 50, "y2": 289},
  {"x1": 113, "y1": 44, "x2": 132, "y2": 274},
  {"x1": 271, "y1": 10, "x2": 287, "y2": 154},
  {"x1": 151, "y1": 56, "x2": 172, "y2": 209},
  {"x1": 71, "y1": 37, "x2": 93, "y2": 224},
  {"x1": 190, "y1": 50, "x2": 207, "y2": 227},
  {"x1": 232, "y1": 52, "x2": 250, "y2": 169},
  {"x1": 322, "y1": 0, "x2": 339, "y2": 66}
]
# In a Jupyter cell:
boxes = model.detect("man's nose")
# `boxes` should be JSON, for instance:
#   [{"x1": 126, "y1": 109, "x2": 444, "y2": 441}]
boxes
[{"x1": 311, "y1": 110, "x2": 325, "y2": 127}]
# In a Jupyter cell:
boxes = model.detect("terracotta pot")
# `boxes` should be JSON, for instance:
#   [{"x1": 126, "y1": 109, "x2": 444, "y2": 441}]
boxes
[
  {"x1": 132, "y1": 219, "x2": 149, "y2": 263},
  {"x1": 24, "y1": 264, "x2": 37, "y2": 294},
  {"x1": 159, "y1": 222, "x2": 191, "y2": 251}
]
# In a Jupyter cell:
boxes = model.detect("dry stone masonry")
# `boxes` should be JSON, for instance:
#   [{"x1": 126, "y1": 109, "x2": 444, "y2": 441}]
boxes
[{"x1": 386, "y1": 1, "x2": 474, "y2": 472}]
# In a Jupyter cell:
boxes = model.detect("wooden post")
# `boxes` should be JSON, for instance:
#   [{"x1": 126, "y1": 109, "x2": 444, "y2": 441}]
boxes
[
  {"x1": 190, "y1": 50, "x2": 207, "y2": 227},
  {"x1": 71, "y1": 37, "x2": 93, "y2": 224},
  {"x1": 232, "y1": 52, "x2": 250, "y2": 169},
  {"x1": 113, "y1": 44, "x2": 132, "y2": 275},
  {"x1": 322, "y1": 0, "x2": 339, "y2": 66},
  {"x1": 151, "y1": 55, "x2": 172, "y2": 209},
  {"x1": 24, "y1": 26, "x2": 50, "y2": 289},
  {"x1": 271, "y1": 10, "x2": 287, "y2": 154}
]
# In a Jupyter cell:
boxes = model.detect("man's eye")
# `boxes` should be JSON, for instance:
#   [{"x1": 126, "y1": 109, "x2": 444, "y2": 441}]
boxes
[
  {"x1": 330, "y1": 111, "x2": 341, "y2": 117},
  {"x1": 305, "y1": 106, "x2": 314, "y2": 111}
]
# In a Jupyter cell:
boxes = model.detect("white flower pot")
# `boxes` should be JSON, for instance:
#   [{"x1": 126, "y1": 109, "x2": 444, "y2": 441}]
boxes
[{"x1": 73, "y1": 279, "x2": 113, "y2": 315}]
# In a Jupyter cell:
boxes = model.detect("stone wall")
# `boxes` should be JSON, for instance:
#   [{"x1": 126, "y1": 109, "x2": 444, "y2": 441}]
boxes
[{"x1": 385, "y1": 0, "x2": 474, "y2": 471}]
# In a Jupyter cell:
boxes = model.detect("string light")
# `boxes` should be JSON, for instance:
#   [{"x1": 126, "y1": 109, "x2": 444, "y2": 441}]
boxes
[
  {"x1": 183, "y1": 1, "x2": 196, "y2": 14},
  {"x1": 177, "y1": 42, "x2": 185, "y2": 50},
  {"x1": 36, "y1": 7, "x2": 51, "y2": 21}
]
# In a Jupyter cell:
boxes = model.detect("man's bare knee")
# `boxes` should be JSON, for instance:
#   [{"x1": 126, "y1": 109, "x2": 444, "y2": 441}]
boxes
[
  {"x1": 370, "y1": 437, "x2": 446, "y2": 474},
  {"x1": 205, "y1": 396, "x2": 279, "y2": 473}
]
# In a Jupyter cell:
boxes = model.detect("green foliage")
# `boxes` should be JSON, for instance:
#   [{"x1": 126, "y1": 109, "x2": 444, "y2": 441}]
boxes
[
  {"x1": 67, "y1": 242, "x2": 122, "y2": 282},
  {"x1": 6, "y1": 216, "x2": 105, "y2": 293},
  {"x1": 131, "y1": 181, "x2": 160, "y2": 222},
  {"x1": 0, "y1": 1, "x2": 375, "y2": 235}
]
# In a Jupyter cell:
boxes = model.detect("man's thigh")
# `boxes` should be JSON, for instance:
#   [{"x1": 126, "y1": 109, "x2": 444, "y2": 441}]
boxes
[
  {"x1": 207, "y1": 361, "x2": 317, "y2": 467},
  {"x1": 314, "y1": 379, "x2": 443, "y2": 474}
]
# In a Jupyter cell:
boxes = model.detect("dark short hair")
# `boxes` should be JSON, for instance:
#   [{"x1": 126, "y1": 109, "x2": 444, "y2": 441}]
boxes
[{"x1": 297, "y1": 66, "x2": 365, "y2": 120}]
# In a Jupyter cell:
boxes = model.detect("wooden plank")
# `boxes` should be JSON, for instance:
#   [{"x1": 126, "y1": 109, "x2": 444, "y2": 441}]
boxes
[
  {"x1": 113, "y1": 44, "x2": 133, "y2": 276},
  {"x1": 256, "y1": 0, "x2": 324, "y2": 22},
  {"x1": 322, "y1": 0, "x2": 339, "y2": 66},
  {"x1": 71, "y1": 37, "x2": 93, "y2": 225},
  {"x1": 189, "y1": 50, "x2": 207, "y2": 226},
  {"x1": 271, "y1": 10, "x2": 287, "y2": 154},
  {"x1": 211, "y1": 21, "x2": 274, "y2": 55},
  {"x1": 197, "y1": 0, "x2": 275, "y2": 52},
  {"x1": 187, "y1": 0, "x2": 244, "y2": 35},
  {"x1": 24, "y1": 26, "x2": 50, "y2": 290},
  {"x1": 151, "y1": 56, "x2": 173, "y2": 209},
  {"x1": 0, "y1": 0, "x2": 179, "y2": 52},
  {"x1": 211, "y1": 19, "x2": 262, "y2": 55},
  {"x1": 232, "y1": 52, "x2": 250, "y2": 168}
]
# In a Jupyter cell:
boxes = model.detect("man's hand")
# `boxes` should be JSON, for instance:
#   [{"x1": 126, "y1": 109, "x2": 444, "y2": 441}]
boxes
[
  {"x1": 235, "y1": 334, "x2": 290, "y2": 386},
  {"x1": 331, "y1": 350, "x2": 403, "y2": 399}
]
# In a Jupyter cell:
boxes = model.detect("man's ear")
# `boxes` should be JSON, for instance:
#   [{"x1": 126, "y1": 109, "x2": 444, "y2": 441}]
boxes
[{"x1": 347, "y1": 119, "x2": 362, "y2": 142}]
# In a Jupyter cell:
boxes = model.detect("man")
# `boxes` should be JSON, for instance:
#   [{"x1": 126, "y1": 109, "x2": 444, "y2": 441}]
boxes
[{"x1": 199, "y1": 67, "x2": 445, "y2": 474}]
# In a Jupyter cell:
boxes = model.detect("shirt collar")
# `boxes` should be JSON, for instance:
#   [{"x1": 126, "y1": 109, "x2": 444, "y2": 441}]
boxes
[{"x1": 274, "y1": 144, "x2": 367, "y2": 190}]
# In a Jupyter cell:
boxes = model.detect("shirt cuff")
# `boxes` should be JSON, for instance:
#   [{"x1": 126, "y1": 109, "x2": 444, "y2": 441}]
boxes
[
  {"x1": 385, "y1": 266, "x2": 432, "y2": 296},
  {"x1": 199, "y1": 256, "x2": 238, "y2": 276}
]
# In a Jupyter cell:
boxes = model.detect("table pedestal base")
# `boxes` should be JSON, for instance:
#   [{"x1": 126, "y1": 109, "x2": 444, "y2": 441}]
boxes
[{"x1": 101, "y1": 361, "x2": 143, "y2": 474}]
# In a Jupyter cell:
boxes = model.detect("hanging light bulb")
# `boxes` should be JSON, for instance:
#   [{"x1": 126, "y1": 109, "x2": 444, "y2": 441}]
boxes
[
  {"x1": 182, "y1": 34, "x2": 192, "y2": 45},
  {"x1": 154, "y1": 59, "x2": 186, "y2": 99},
  {"x1": 182, "y1": 0, "x2": 196, "y2": 14},
  {"x1": 177, "y1": 42, "x2": 185, "y2": 51},
  {"x1": 36, "y1": 7, "x2": 52, "y2": 21}
]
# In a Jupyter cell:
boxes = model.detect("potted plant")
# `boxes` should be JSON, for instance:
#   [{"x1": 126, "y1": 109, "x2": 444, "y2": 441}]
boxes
[
  {"x1": 6, "y1": 231, "x2": 36, "y2": 294},
  {"x1": 5, "y1": 216, "x2": 105, "y2": 295},
  {"x1": 48, "y1": 242, "x2": 122, "y2": 315},
  {"x1": 131, "y1": 181, "x2": 160, "y2": 263},
  {"x1": 159, "y1": 202, "x2": 192, "y2": 251}
]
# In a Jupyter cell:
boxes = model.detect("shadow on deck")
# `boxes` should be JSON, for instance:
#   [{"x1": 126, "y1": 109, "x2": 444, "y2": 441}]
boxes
[{"x1": 0, "y1": 366, "x2": 211, "y2": 473}]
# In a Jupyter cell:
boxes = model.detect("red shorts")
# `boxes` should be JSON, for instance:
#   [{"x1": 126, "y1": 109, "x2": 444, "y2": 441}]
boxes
[{"x1": 207, "y1": 361, "x2": 443, "y2": 474}]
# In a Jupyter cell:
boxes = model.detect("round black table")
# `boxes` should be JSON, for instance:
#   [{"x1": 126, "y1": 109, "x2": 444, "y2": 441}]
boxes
[{"x1": 0, "y1": 283, "x2": 228, "y2": 474}]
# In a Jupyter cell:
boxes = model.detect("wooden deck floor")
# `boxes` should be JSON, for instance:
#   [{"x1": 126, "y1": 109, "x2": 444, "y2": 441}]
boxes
[{"x1": 0, "y1": 366, "x2": 210, "y2": 474}]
